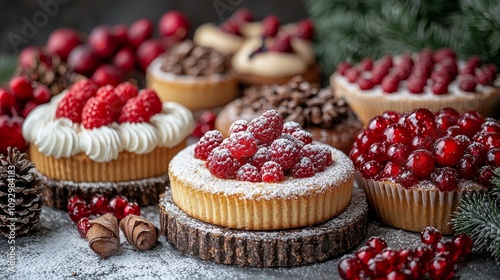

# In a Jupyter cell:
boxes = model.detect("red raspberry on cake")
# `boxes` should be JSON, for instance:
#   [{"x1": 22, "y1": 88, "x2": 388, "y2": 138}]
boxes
[
  {"x1": 119, "y1": 89, "x2": 162, "y2": 123},
  {"x1": 350, "y1": 108, "x2": 496, "y2": 234},
  {"x1": 331, "y1": 48, "x2": 500, "y2": 125}
]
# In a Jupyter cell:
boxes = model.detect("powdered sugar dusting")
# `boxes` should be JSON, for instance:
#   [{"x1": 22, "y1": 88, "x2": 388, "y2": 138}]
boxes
[{"x1": 169, "y1": 144, "x2": 354, "y2": 200}]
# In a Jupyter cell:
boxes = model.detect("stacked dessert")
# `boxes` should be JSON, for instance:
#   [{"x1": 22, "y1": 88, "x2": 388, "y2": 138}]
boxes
[
  {"x1": 350, "y1": 108, "x2": 498, "y2": 234},
  {"x1": 146, "y1": 40, "x2": 238, "y2": 111},
  {"x1": 22, "y1": 79, "x2": 194, "y2": 208},
  {"x1": 215, "y1": 76, "x2": 362, "y2": 154},
  {"x1": 160, "y1": 110, "x2": 369, "y2": 267},
  {"x1": 331, "y1": 48, "x2": 500, "y2": 125}
]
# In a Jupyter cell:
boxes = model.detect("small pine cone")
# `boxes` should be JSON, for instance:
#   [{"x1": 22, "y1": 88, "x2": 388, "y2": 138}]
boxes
[{"x1": 0, "y1": 148, "x2": 44, "y2": 237}]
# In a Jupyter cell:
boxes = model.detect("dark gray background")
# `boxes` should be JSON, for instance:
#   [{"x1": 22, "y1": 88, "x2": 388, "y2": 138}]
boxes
[{"x1": 0, "y1": 0, "x2": 308, "y2": 54}]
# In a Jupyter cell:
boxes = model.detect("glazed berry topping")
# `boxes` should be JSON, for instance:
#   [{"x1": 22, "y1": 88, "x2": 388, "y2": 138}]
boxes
[
  {"x1": 351, "y1": 108, "x2": 497, "y2": 190},
  {"x1": 194, "y1": 130, "x2": 224, "y2": 160},
  {"x1": 206, "y1": 147, "x2": 241, "y2": 179},
  {"x1": 195, "y1": 110, "x2": 335, "y2": 182},
  {"x1": 227, "y1": 131, "x2": 258, "y2": 159},
  {"x1": 260, "y1": 161, "x2": 284, "y2": 182},
  {"x1": 236, "y1": 164, "x2": 261, "y2": 182}
]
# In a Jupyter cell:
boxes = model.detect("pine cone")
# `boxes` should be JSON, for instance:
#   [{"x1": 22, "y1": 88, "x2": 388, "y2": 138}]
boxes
[
  {"x1": 0, "y1": 147, "x2": 44, "y2": 237},
  {"x1": 16, "y1": 56, "x2": 83, "y2": 96}
]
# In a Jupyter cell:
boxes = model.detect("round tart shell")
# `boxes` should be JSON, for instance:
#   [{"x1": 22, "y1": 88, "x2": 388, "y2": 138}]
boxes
[
  {"x1": 355, "y1": 172, "x2": 485, "y2": 235},
  {"x1": 146, "y1": 58, "x2": 239, "y2": 111},
  {"x1": 29, "y1": 139, "x2": 186, "y2": 182},
  {"x1": 168, "y1": 144, "x2": 354, "y2": 231}
]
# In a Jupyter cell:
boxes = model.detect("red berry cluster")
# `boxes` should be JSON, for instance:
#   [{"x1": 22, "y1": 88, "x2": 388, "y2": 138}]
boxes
[
  {"x1": 350, "y1": 108, "x2": 499, "y2": 190},
  {"x1": 0, "y1": 75, "x2": 52, "y2": 154},
  {"x1": 192, "y1": 111, "x2": 217, "y2": 138},
  {"x1": 18, "y1": 11, "x2": 190, "y2": 87},
  {"x1": 337, "y1": 48, "x2": 497, "y2": 94},
  {"x1": 339, "y1": 227, "x2": 474, "y2": 280},
  {"x1": 194, "y1": 110, "x2": 333, "y2": 182},
  {"x1": 67, "y1": 194, "x2": 140, "y2": 238},
  {"x1": 55, "y1": 79, "x2": 162, "y2": 128}
]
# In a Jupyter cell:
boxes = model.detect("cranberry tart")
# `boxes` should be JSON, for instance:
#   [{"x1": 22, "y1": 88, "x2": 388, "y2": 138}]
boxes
[
  {"x1": 22, "y1": 79, "x2": 194, "y2": 208},
  {"x1": 351, "y1": 108, "x2": 498, "y2": 234},
  {"x1": 331, "y1": 49, "x2": 500, "y2": 125},
  {"x1": 146, "y1": 40, "x2": 238, "y2": 111},
  {"x1": 167, "y1": 110, "x2": 354, "y2": 230},
  {"x1": 215, "y1": 76, "x2": 362, "y2": 154}
]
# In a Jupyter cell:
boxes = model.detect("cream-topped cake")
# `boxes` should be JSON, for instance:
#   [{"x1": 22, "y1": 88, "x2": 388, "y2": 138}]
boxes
[
  {"x1": 168, "y1": 110, "x2": 354, "y2": 230},
  {"x1": 22, "y1": 79, "x2": 194, "y2": 208},
  {"x1": 330, "y1": 49, "x2": 500, "y2": 125}
]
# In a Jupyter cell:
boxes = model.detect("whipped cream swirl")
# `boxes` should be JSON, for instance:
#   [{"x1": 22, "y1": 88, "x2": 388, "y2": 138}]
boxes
[{"x1": 22, "y1": 91, "x2": 194, "y2": 163}]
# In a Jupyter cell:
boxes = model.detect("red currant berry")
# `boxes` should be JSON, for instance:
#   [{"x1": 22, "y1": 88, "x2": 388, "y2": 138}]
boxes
[
  {"x1": 381, "y1": 74, "x2": 400, "y2": 93},
  {"x1": 421, "y1": 226, "x2": 442, "y2": 246},
  {"x1": 407, "y1": 76, "x2": 426, "y2": 94},
  {"x1": 361, "y1": 160, "x2": 382, "y2": 179},
  {"x1": 90, "y1": 194, "x2": 110, "y2": 216},
  {"x1": 454, "y1": 135, "x2": 472, "y2": 150},
  {"x1": 405, "y1": 108, "x2": 436, "y2": 137},
  {"x1": 123, "y1": 202, "x2": 141, "y2": 217},
  {"x1": 431, "y1": 80, "x2": 449, "y2": 95},
  {"x1": 436, "y1": 240, "x2": 459, "y2": 262},
  {"x1": 428, "y1": 257, "x2": 455, "y2": 280},
  {"x1": 384, "y1": 124, "x2": 413, "y2": 147},
  {"x1": 406, "y1": 149, "x2": 434, "y2": 178},
  {"x1": 338, "y1": 255, "x2": 364, "y2": 280},
  {"x1": 436, "y1": 115, "x2": 458, "y2": 131},
  {"x1": 459, "y1": 74, "x2": 477, "y2": 92},
  {"x1": 77, "y1": 217, "x2": 92, "y2": 238},
  {"x1": 366, "y1": 236, "x2": 388, "y2": 253},
  {"x1": 452, "y1": 234, "x2": 473, "y2": 257},
  {"x1": 357, "y1": 76, "x2": 375, "y2": 90},
  {"x1": 396, "y1": 169, "x2": 419, "y2": 188},
  {"x1": 367, "y1": 255, "x2": 391, "y2": 278},
  {"x1": 261, "y1": 161, "x2": 284, "y2": 182},
  {"x1": 67, "y1": 195, "x2": 86, "y2": 212},
  {"x1": 380, "y1": 162, "x2": 404, "y2": 180},
  {"x1": 368, "y1": 116, "x2": 392, "y2": 136},
  {"x1": 457, "y1": 116, "x2": 482, "y2": 138},
  {"x1": 465, "y1": 142, "x2": 487, "y2": 164},
  {"x1": 356, "y1": 130, "x2": 382, "y2": 151},
  {"x1": 486, "y1": 148, "x2": 500, "y2": 167},
  {"x1": 355, "y1": 245, "x2": 378, "y2": 265},
  {"x1": 478, "y1": 165, "x2": 496, "y2": 188},
  {"x1": 387, "y1": 143, "x2": 410, "y2": 165},
  {"x1": 482, "y1": 121, "x2": 500, "y2": 133},
  {"x1": 433, "y1": 136, "x2": 464, "y2": 167},
  {"x1": 109, "y1": 195, "x2": 129, "y2": 220},
  {"x1": 69, "y1": 202, "x2": 91, "y2": 223},
  {"x1": 382, "y1": 111, "x2": 400, "y2": 123},
  {"x1": 431, "y1": 168, "x2": 458, "y2": 191},
  {"x1": 345, "y1": 68, "x2": 360, "y2": 83},
  {"x1": 368, "y1": 142, "x2": 388, "y2": 162},
  {"x1": 457, "y1": 154, "x2": 478, "y2": 179},
  {"x1": 411, "y1": 135, "x2": 433, "y2": 151},
  {"x1": 415, "y1": 245, "x2": 434, "y2": 262}
]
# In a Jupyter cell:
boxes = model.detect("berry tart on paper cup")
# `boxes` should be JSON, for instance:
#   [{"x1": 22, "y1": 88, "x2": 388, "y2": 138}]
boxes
[
  {"x1": 331, "y1": 48, "x2": 500, "y2": 125},
  {"x1": 215, "y1": 76, "x2": 362, "y2": 154},
  {"x1": 146, "y1": 40, "x2": 238, "y2": 111},
  {"x1": 22, "y1": 79, "x2": 194, "y2": 209},
  {"x1": 160, "y1": 110, "x2": 370, "y2": 267},
  {"x1": 350, "y1": 108, "x2": 498, "y2": 234}
]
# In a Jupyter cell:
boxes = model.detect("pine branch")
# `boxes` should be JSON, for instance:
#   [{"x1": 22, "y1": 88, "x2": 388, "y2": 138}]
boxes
[{"x1": 452, "y1": 169, "x2": 500, "y2": 264}]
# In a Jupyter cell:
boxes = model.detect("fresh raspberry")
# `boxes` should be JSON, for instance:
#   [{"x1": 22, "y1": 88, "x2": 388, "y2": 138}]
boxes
[
  {"x1": 247, "y1": 110, "x2": 283, "y2": 144},
  {"x1": 381, "y1": 75, "x2": 400, "y2": 93},
  {"x1": 431, "y1": 80, "x2": 450, "y2": 95},
  {"x1": 219, "y1": 19, "x2": 241, "y2": 36},
  {"x1": 407, "y1": 76, "x2": 426, "y2": 94},
  {"x1": 69, "y1": 79, "x2": 98, "y2": 100},
  {"x1": 269, "y1": 34, "x2": 293, "y2": 53},
  {"x1": 247, "y1": 146, "x2": 270, "y2": 170},
  {"x1": 95, "y1": 85, "x2": 115, "y2": 99},
  {"x1": 227, "y1": 131, "x2": 258, "y2": 159},
  {"x1": 236, "y1": 164, "x2": 261, "y2": 182},
  {"x1": 262, "y1": 15, "x2": 280, "y2": 38},
  {"x1": 291, "y1": 157, "x2": 315, "y2": 178},
  {"x1": 476, "y1": 69, "x2": 493, "y2": 86},
  {"x1": 345, "y1": 68, "x2": 360, "y2": 83},
  {"x1": 337, "y1": 62, "x2": 351, "y2": 76},
  {"x1": 292, "y1": 129, "x2": 313, "y2": 145},
  {"x1": 359, "y1": 58, "x2": 374, "y2": 71},
  {"x1": 300, "y1": 144, "x2": 333, "y2": 172},
  {"x1": 114, "y1": 82, "x2": 138, "y2": 104},
  {"x1": 459, "y1": 74, "x2": 476, "y2": 92},
  {"x1": 260, "y1": 161, "x2": 284, "y2": 182},
  {"x1": 269, "y1": 138, "x2": 300, "y2": 170},
  {"x1": 280, "y1": 134, "x2": 305, "y2": 150},
  {"x1": 81, "y1": 96, "x2": 115, "y2": 129},
  {"x1": 55, "y1": 94, "x2": 86, "y2": 123},
  {"x1": 194, "y1": 130, "x2": 224, "y2": 160},
  {"x1": 118, "y1": 89, "x2": 162, "y2": 123},
  {"x1": 206, "y1": 147, "x2": 241, "y2": 179},
  {"x1": 231, "y1": 8, "x2": 253, "y2": 24},
  {"x1": 294, "y1": 18, "x2": 314, "y2": 41},
  {"x1": 96, "y1": 85, "x2": 123, "y2": 120},
  {"x1": 282, "y1": 121, "x2": 302, "y2": 134},
  {"x1": 229, "y1": 120, "x2": 248, "y2": 135},
  {"x1": 433, "y1": 48, "x2": 456, "y2": 63},
  {"x1": 357, "y1": 76, "x2": 375, "y2": 90}
]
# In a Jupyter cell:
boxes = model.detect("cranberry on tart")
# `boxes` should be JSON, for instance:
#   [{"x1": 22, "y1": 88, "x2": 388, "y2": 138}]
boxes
[
  {"x1": 331, "y1": 49, "x2": 500, "y2": 125},
  {"x1": 22, "y1": 79, "x2": 194, "y2": 208},
  {"x1": 168, "y1": 109, "x2": 354, "y2": 230},
  {"x1": 351, "y1": 108, "x2": 498, "y2": 234}
]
